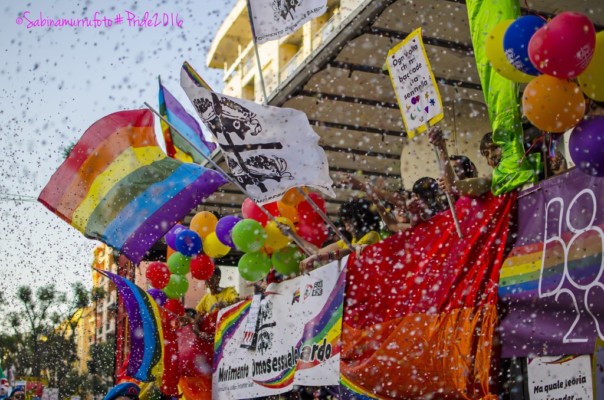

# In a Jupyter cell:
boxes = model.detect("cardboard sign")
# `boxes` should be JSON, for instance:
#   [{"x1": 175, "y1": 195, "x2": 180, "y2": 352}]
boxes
[
  {"x1": 527, "y1": 355, "x2": 593, "y2": 400},
  {"x1": 386, "y1": 28, "x2": 444, "y2": 137}
]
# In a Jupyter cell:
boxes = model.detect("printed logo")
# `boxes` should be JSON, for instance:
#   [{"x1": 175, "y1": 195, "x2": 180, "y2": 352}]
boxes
[{"x1": 273, "y1": 0, "x2": 303, "y2": 21}]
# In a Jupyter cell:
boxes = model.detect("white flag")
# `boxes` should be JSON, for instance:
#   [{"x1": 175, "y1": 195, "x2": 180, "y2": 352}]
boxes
[
  {"x1": 181, "y1": 63, "x2": 335, "y2": 205},
  {"x1": 248, "y1": 0, "x2": 327, "y2": 43}
]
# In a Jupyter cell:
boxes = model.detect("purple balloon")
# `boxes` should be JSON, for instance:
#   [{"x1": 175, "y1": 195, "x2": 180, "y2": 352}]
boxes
[
  {"x1": 147, "y1": 288, "x2": 167, "y2": 306},
  {"x1": 215, "y1": 215, "x2": 241, "y2": 247},
  {"x1": 569, "y1": 116, "x2": 604, "y2": 177},
  {"x1": 165, "y1": 224, "x2": 186, "y2": 249}
]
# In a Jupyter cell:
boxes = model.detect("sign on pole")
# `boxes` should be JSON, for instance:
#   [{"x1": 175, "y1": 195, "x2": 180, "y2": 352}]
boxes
[{"x1": 386, "y1": 28, "x2": 444, "y2": 138}]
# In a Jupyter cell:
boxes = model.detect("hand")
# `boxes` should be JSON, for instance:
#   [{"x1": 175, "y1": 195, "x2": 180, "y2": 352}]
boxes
[
  {"x1": 338, "y1": 173, "x2": 366, "y2": 191},
  {"x1": 437, "y1": 176, "x2": 456, "y2": 195},
  {"x1": 428, "y1": 126, "x2": 445, "y2": 147},
  {"x1": 300, "y1": 254, "x2": 319, "y2": 272}
]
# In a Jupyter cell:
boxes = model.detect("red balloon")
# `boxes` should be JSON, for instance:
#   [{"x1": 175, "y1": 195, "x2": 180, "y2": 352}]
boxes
[
  {"x1": 146, "y1": 262, "x2": 171, "y2": 289},
  {"x1": 296, "y1": 219, "x2": 328, "y2": 247},
  {"x1": 164, "y1": 299, "x2": 185, "y2": 316},
  {"x1": 190, "y1": 254, "x2": 215, "y2": 281},
  {"x1": 241, "y1": 198, "x2": 269, "y2": 226},
  {"x1": 297, "y1": 193, "x2": 326, "y2": 221},
  {"x1": 263, "y1": 201, "x2": 281, "y2": 217},
  {"x1": 528, "y1": 12, "x2": 596, "y2": 79}
]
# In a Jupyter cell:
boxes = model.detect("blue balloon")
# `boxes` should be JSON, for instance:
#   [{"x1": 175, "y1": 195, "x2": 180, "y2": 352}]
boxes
[
  {"x1": 175, "y1": 229, "x2": 203, "y2": 256},
  {"x1": 503, "y1": 15, "x2": 545, "y2": 76}
]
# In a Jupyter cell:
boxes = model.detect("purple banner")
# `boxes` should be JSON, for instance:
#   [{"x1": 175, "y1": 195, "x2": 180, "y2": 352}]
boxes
[{"x1": 499, "y1": 168, "x2": 604, "y2": 357}]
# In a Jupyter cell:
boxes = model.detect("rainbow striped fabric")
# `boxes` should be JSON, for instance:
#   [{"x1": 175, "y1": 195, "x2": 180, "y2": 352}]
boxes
[
  {"x1": 158, "y1": 79, "x2": 216, "y2": 163},
  {"x1": 38, "y1": 110, "x2": 227, "y2": 263}
]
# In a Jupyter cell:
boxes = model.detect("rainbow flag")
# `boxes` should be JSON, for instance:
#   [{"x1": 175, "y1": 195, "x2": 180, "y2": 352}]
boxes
[
  {"x1": 158, "y1": 79, "x2": 216, "y2": 163},
  {"x1": 341, "y1": 192, "x2": 516, "y2": 399},
  {"x1": 38, "y1": 110, "x2": 227, "y2": 263}
]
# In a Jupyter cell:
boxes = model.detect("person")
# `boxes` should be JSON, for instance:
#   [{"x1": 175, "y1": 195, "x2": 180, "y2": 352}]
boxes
[
  {"x1": 0, "y1": 387, "x2": 8, "y2": 400},
  {"x1": 195, "y1": 267, "x2": 239, "y2": 315},
  {"x1": 103, "y1": 382, "x2": 140, "y2": 400},
  {"x1": 300, "y1": 198, "x2": 382, "y2": 270},
  {"x1": 429, "y1": 126, "x2": 496, "y2": 198}
]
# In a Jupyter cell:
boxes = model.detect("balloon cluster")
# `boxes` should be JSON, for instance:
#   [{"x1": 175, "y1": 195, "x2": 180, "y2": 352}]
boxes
[
  {"x1": 486, "y1": 13, "x2": 602, "y2": 132},
  {"x1": 486, "y1": 12, "x2": 604, "y2": 176},
  {"x1": 234, "y1": 188, "x2": 326, "y2": 282}
]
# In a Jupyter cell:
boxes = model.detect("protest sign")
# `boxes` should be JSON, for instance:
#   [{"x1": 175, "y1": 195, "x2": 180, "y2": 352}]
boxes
[{"x1": 527, "y1": 355, "x2": 592, "y2": 400}]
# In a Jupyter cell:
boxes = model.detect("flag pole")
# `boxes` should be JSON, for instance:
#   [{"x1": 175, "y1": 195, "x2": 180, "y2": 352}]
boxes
[
  {"x1": 432, "y1": 146, "x2": 463, "y2": 239},
  {"x1": 246, "y1": 6, "x2": 354, "y2": 251},
  {"x1": 144, "y1": 102, "x2": 315, "y2": 257}
]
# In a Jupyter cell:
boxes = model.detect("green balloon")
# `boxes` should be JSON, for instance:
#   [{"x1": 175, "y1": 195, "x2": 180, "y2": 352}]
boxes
[
  {"x1": 238, "y1": 252, "x2": 271, "y2": 282},
  {"x1": 163, "y1": 274, "x2": 189, "y2": 299},
  {"x1": 271, "y1": 245, "x2": 303, "y2": 275},
  {"x1": 232, "y1": 219, "x2": 267, "y2": 253},
  {"x1": 167, "y1": 252, "x2": 191, "y2": 275}
]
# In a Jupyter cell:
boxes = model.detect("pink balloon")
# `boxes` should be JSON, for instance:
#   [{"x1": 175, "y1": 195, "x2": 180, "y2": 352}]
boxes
[
  {"x1": 528, "y1": 12, "x2": 596, "y2": 79},
  {"x1": 241, "y1": 198, "x2": 268, "y2": 226}
]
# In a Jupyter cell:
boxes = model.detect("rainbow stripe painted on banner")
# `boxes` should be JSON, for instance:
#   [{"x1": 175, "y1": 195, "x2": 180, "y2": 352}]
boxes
[
  {"x1": 340, "y1": 374, "x2": 383, "y2": 400},
  {"x1": 498, "y1": 227, "x2": 604, "y2": 297},
  {"x1": 213, "y1": 299, "x2": 251, "y2": 367}
]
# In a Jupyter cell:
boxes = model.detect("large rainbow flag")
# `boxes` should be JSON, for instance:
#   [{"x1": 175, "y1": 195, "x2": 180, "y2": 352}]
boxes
[
  {"x1": 499, "y1": 168, "x2": 604, "y2": 357},
  {"x1": 341, "y1": 192, "x2": 515, "y2": 399},
  {"x1": 158, "y1": 79, "x2": 216, "y2": 164},
  {"x1": 101, "y1": 271, "x2": 179, "y2": 396},
  {"x1": 38, "y1": 110, "x2": 227, "y2": 263}
]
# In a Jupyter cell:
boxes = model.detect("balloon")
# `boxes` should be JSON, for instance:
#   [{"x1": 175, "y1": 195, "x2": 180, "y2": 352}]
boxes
[
  {"x1": 528, "y1": 12, "x2": 595, "y2": 79},
  {"x1": 277, "y1": 201, "x2": 298, "y2": 223},
  {"x1": 164, "y1": 299, "x2": 185, "y2": 316},
  {"x1": 281, "y1": 187, "x2": 307, "y2": 206},
  {"x1": 522, "y1": 75, "x2": 585, "y2": 133},
  {"x1": 241, "y1": 198, "x2": 269, "y2": 226},
  {"x1": 578, "y1": 31, "x2": 604, "y2": 101},
  {"x1": 485, "y1": 19, "x2": 533, "y2": 83},
  {"x1": 569, "y1": 116, "x2": 604, "y2": 177},
  {"x1": 190, "y1": 211, "x2": 218, "y2": 239},
  {"x1": 167, "y1": 252, "x2": 192, "y2": 275},
  {"x1": 147, "y1": 288, "x2": 168, "y2": 306},
  {"x1": 165, "y1": 224, "x2": 187, "y2": 250},
  {"x1": 271, "y1": 245, "x2": 303, "y2": 275},
  {"x1": 296, "y1": 219, "x2": 328, "y2": 247},
  {"x1": 503, "y1": 15, "x2": 546, "y2": 75},
  {"x1": 232, "y1": 219, "x2": 268, "y2": 253},
  {"x1": 175, "y1": 230, "x2": 203, "y2": 256},
  {"x1": 163, "y1": 274, "x2": 189, "y2": 299},
  {"x1": 203, "y1": 232, "x2": 232, "y2": 258},
  {"x1": 215, "y1": 215, "x2": 241, "y2": 247},
  {"x1": 265, "y1": 217, "x2": 295, "y2": 251},
  {"x1": 297, "y1": 193, "x2": 326, "y2": 222},
  {"x1": 263, "y1": 201, "x2": 281, "y2": 217},
  {"x1": 146, "y1": 261, "x2": 171, "y2": 289},
  {"x1": 190, "y1": 254, "x2": 215, "y2": 280},
  {"x1": 238, "y1": 252, "x2": 271, "y2": 282}
]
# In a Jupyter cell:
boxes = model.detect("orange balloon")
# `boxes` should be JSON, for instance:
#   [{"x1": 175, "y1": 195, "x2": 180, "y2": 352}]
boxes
[
  {"x1": 281, "y1": 187, "x2": 307, "y2": 206},
  {"x1": 190, "y1": 211, "x2": 218, "y2": 239},
  {"x1": 522, "y1": 75, "x2": 586, "y2": 133},
  {"x1": 277, "y1": 202, "x2": 299, "y2": 223}
]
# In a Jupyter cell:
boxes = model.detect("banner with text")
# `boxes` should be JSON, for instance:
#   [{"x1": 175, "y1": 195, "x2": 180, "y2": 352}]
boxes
[
  {"x1": 212, "y1": 260, "x2": 345, "y2": 399},
  {"x1": 527, "y1": 355, "x2": 592, "y2": 400},
  {"x1": 499, "y1": 169, "x2": 604, "y2": 357},
  {"x1": 386, "y1": 28, "x2": 444, "y2": 137}
]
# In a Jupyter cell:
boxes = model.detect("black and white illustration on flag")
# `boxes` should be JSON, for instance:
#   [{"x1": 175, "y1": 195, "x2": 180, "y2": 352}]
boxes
[
  {"x1": 248, "y1": 0, "x2": 327, "y2": 43},
  {"x1": 180, "y1": 63, "x2": 335, "y2": 205}
]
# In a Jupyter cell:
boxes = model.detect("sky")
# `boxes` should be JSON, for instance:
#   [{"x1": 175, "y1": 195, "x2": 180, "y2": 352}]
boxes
[{"x1": 0, "y1": 0, "x2": 237, "y2": 303}]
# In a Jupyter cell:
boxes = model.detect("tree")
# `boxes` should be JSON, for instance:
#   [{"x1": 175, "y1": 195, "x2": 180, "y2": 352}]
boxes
[
  {"x1": 87, "y1": 340, "x2": 115, "y2": 395},
  {"x1": 0, "y1": 283, "x2": 90, "y2": 385}
]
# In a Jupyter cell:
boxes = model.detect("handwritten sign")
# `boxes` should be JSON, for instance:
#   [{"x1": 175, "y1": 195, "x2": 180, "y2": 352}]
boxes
[
  {"x1": 386, "y1": 28, "x2": 444, "y2": 137},
  {"x1": 527, "y1": 355, "x2": 593, "y2": 400}
]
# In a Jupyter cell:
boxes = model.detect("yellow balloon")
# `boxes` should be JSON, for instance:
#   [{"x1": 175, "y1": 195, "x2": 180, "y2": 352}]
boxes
[
  {"x1": 264, "y1": 217, "x2": 295, "y2": 251},
  {"x1": 485, "y1": 19, "x2": 534, "y2": 83},
  {"x1": 578, "y1": 31, "x2": 604, "y2": 101},
  {"x1": 190, "y1": 211, "x2": 218, "y2": 239},
  {"x1": 203, "y1": 232, "x2": 231, "y2": 258}
]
